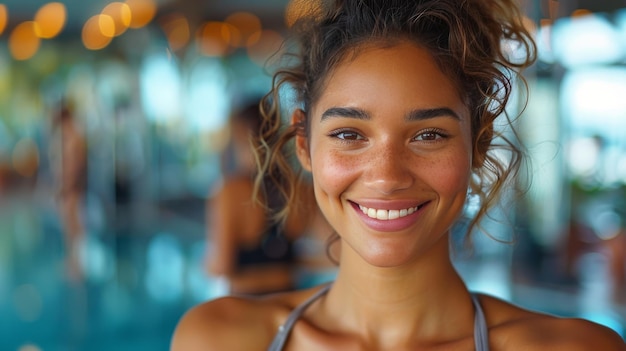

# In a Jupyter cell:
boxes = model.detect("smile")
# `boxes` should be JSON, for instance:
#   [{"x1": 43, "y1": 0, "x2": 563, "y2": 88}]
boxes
[{"x1": 358, "y1": 204, "x2": 420, "y2": 220}]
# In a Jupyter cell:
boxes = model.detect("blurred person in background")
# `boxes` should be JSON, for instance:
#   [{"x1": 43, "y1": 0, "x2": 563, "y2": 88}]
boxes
[
  {"x1": 205, "y1": 100, "x2": 332, "y2": 296},
  {"x1": 49, "y1": 101, "x2": 88, "y2": 282},
  {"x1": 173, "y1": 0, "x2": 626, "y2": 349},
  {"x1": 607, "y1": 227, "x2": 626, "y2": 304},
  {"x1": 0, "y1": 121, "x2": 10, "y2": 194}
]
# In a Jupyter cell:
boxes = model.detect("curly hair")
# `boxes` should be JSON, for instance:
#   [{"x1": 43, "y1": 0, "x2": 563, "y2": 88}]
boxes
[{"x1": 254, "y1": 0, "x2": 536, "y2": 245}]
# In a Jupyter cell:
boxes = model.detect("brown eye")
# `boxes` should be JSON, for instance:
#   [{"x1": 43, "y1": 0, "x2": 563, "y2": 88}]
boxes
[
  {"x1": 413, "y1": 129, "x2": 448, "y2": 142},
  {"x1": 417, "y1": 132, "x2": 439, "y2": 141},
  {"x1": 333, "y1": 131, "x2": 364, "y2": 140}
]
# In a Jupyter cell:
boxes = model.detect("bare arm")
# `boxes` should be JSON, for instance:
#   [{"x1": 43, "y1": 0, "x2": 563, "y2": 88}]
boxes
[{"x1": 205, "y1": 182, "x2": 238, "y2": 277}]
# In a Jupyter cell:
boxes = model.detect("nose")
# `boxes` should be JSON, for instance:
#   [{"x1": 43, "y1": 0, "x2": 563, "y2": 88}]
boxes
[{"x1": 362, "y1": 140, "x2": 414, "y2": 194}]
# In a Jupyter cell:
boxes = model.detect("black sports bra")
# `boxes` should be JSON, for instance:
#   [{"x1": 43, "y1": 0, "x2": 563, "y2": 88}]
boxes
[
  {"x1": 267, "y1": 284, "x2": 489, "y2": 350},
  {"x1": 236, "y1": 227, "x2": 295, "y2": 269}
]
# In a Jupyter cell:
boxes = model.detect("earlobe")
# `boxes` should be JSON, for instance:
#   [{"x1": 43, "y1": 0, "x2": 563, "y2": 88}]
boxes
[{"x1": 292, "y1": 109, "x2": 312, "y2": 172}]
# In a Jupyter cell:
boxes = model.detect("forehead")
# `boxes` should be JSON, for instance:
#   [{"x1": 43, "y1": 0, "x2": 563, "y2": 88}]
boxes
[{"x1": 312, "y1": 42, "x2": 467, "y2": 118}]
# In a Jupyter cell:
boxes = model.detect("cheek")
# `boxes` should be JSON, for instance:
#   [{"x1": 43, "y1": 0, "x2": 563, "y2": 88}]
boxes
[
  {"x1": 311, "y1": 149, "x2": 361, "y2": 196},
  {"x1": 427, "y1": 149, "x2": 472, "y2": 196}
]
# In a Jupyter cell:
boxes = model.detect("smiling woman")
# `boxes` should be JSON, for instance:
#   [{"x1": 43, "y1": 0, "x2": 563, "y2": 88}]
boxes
[
  {"x1": 171, "y1": 0, "x2": 626, "y2": 350},
  {"x1": 293, "y1": 43, "x2": 473, "y2": 267}
]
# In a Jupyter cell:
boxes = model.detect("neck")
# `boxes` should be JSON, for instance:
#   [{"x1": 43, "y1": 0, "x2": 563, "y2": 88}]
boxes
[{"x1": 321, "y1": 235, "x2": 474, "y2": 347}]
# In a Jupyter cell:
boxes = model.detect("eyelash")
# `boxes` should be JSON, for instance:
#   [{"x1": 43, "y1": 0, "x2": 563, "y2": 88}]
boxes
[
  {"x1": 412, "y1": 128, "x2": 449, "y2": 142},
  {"x1": 327, "y1": 128, "x2": 365, "y2": 141},
  {"x1": 328, "y1": 128, "x2": 449, "y2": 143}
]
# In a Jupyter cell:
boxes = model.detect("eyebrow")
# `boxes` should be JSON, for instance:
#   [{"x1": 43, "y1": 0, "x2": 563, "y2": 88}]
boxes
[
  {"x1": 320, "y1": 107, "x2": 368, "y2": 121},
  {"x1": 406, "y1": 107, "x2": 460, "y2": 121},
  {"x1": 320, "y1": 106, "x2": 460, "y2": 122}
]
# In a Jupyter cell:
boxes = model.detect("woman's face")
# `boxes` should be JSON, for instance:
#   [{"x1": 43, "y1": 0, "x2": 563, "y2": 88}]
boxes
[{"x1": 296, "y1": 42, "x2": 473, "y2": 267}]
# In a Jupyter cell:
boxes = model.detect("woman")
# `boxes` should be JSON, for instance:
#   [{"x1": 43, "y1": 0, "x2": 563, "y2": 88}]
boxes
[
  {"x1": 205, "y1": 101, "x2": 327, "y2": 295},
  {"x1": 173, "y1": 0, "x2": 626, "y2": 349}
]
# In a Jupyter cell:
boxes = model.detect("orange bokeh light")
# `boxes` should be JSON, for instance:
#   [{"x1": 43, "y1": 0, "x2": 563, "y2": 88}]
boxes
[
  {"x1": 224, "y1": 12, "x2": 261, "y2": 47},
  {"x1": 102, "y1": 2, "x2": 132, "y2": 37},
  {"x1": 126, "y1": 0, "x2": 157, "y2": 28},
  {"x1": 197, "y1": 21, "x2": 232, "y2": 57},
  {"x1": 161, "y1": 14, "x2": 190, "y2": 51},
  {"x1": 34, "y1": 2, "x2": 67, "y2": 39},
  {"x1": 0, "y1": 5, "x2": 8, "y2": 36},
  {"x1": 82, "y1": 15, "x2": 113, "y2": 50},
  {"x1": 99, "y1": 14, "x2": 116, "y2": 38},
  {"x1": 9, "y1": 21, "x2": 41, "y2": 61}
]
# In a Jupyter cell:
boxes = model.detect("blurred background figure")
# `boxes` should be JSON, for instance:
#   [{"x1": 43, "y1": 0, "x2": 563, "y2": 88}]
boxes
[
  {"x1": 205, "y1": 100, "x2": 334, "y2": 295},
  {"x1": 606, "y1": 227, "x2": 626, "y2": 304},
  {"x1": 49, "y1": 101, "x2": 88, "y2": 282}
]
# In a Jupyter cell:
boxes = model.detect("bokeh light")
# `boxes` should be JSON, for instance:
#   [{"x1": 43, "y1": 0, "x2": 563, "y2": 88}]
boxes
[
  {"x1": 0, "y1": 4, "x2": 8, "y2": 36},
  {"x1": 197, "y1": 21, "x2": 232, "y2": 57},
  {"x1": 224, "y1": 12, "x2": 261, "y2": 47},
  {"x1": 82, "y1": 15, "x2": 114, "y2": 50},
  {"x1": 102, "y1": 2, "x2": 132, "y2": 37},
  {"x1": 9, "y1": 21, "x2": 41, "y2": 61},
  {"x1": 553, "y1": 13, "x2": 624, "y2": 67},
  {"x1": 160, "y1": 13, "x2": 190, "y2": 51},
  {"x1": 34, "y1": 2, "x2": 67, "y2": 39},
  {"x1": 139, "y1": 53, "x2": 182, "y2": 122},
  {"x1": 98, "y1": 14, "x2": 116, "y2": 38},
  {"x1": 126, "y1": 0, "x2": 157, "y2": 28}
]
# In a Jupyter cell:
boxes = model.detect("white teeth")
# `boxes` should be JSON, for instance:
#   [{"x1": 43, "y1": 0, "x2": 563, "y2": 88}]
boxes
[
  {"x1": 359, "y1": 204, "x2": 420, "y2": 220},
  {"x1": 376, "y1": 209, "x2": 387, "y2": 220},
  {"x1": 367, "y1": 208, "x2": 376, "y2": 218}
]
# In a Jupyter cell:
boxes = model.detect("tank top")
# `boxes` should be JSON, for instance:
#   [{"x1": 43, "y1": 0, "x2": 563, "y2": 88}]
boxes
[{"x1": 267, "y1": 284, "x2": 490, "y2": 351}]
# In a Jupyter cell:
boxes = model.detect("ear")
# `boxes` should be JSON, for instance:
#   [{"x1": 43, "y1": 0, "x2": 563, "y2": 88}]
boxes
[{"x1": 292, "y1": 109, "x2": 312, "y2": 172}]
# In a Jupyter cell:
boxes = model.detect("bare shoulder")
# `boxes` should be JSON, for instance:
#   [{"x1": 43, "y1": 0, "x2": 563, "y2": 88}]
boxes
[
  {"x1": 477, "y1": 294, "x2": 626, "y2": 350},
  {"x1": 170, "y1": 287, "x2": 324, "y2": 351},
  {"x1": 170, "y1": 295, "x2": 281, "y2": 351}
]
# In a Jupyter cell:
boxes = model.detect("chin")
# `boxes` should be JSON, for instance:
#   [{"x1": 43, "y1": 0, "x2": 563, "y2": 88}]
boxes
[
  {"x1": 349, "y1": 230, "x2": 448, "y2": 268},
  {"x1": 358, "y1": 242, "x2": 423, "y2": 268}
]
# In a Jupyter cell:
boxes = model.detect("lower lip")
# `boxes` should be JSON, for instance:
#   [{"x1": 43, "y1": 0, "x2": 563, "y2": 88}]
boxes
[{"x1": 351, "y1": 202, "x2": 428, "y2": 232}]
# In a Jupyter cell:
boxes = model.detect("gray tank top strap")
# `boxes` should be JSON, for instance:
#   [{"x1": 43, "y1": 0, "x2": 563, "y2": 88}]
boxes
[
  {"x1": 267, "y1": 283, "x2": 332, "y2": 351},
  {"x1": 471, "y1": 293, "x2": 490, "y2": 351},
  {"x1": 267, "y1": 286, "x2": 490, "y2": 351}
]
